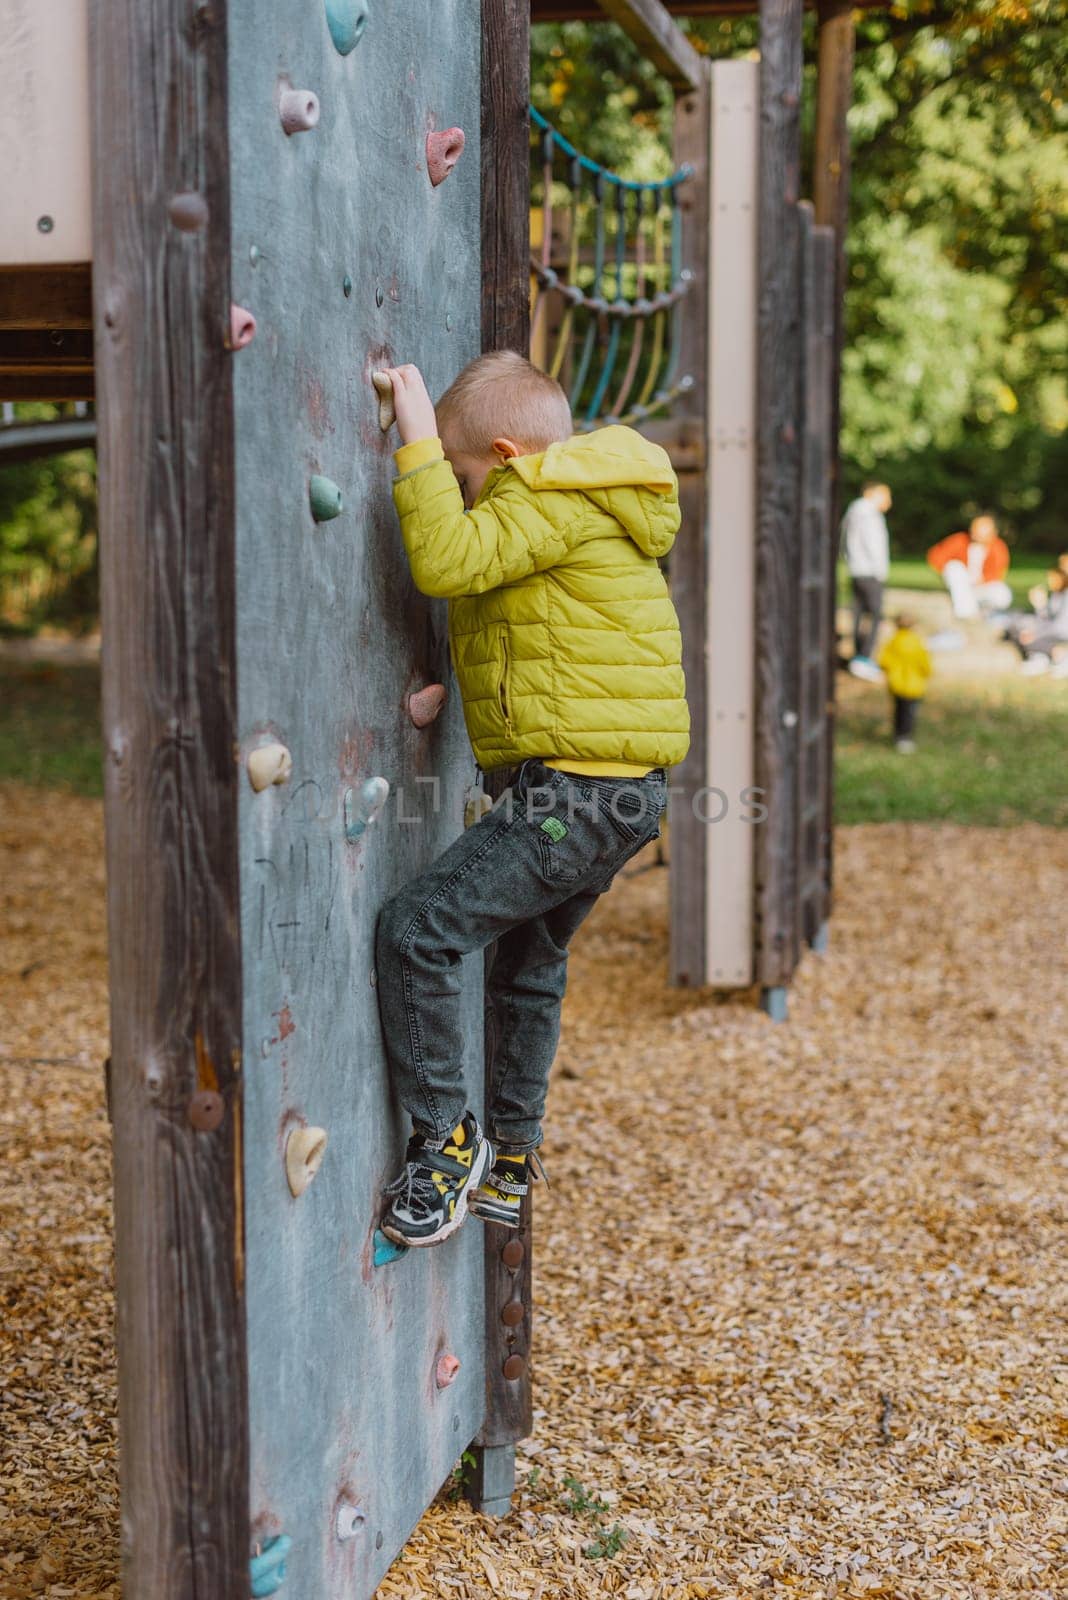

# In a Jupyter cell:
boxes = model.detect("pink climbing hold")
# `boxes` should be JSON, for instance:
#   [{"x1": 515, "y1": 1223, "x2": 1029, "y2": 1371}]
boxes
[
  {"x1": 406, "y1": 683, "x2": 447, "y2": 728},
  {"x1": 426, "y1": 128, "x2": 465, "y2": 187},
  {"x1": 436, "y1": 1353, "x2": 461, "y2": 1389},
  {"x1": 229, "y1": 304, "x2": 257, "y2": 351},
  {"x1": 279, "y1": 88, "x2": 321, "y2": 135}
]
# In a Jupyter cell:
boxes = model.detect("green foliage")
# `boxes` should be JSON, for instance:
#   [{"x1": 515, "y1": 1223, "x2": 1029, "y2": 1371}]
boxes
[
  {"x1": 0, "y1": 665, "x2": 103, "y2": 797},
  {"x1": 447, "y1": 1448, "x2": 478, "y2": 1502},
  {"x1": 0, "y1": 404, "x2": 98, "y2": 635},
  {"x1": 532, "y1": 3, "x2": 1068, "y2": 553},
  {"x1": 558, "y1": 1474, "x2": 629, "y2": 1563}
]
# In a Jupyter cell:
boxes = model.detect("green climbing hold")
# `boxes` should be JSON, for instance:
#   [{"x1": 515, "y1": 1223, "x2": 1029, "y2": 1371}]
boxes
[
  {"x1": 309, "y1": 475, "x2": 343, "y2": 522},
  {"x1": 325, "y1": 0, "x2": 369, "y2": 55}
]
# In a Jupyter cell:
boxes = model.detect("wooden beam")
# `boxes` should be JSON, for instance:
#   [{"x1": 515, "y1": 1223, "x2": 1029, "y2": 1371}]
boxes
[
  {"x1": 814, "y1": 0, "x2": 855, "y2": 915},
  {"x1": 475, "y1": 0, "x2": 534, "y2": 1502},
  {"x1": 482, "y1": 0, "x2": 532, "y2": 356},
  {"x1": 667, "y1": 62, "x2": 711, "y2": 985},
  {"x1": 0, "y1": 372, "x2": 94, "y2": 401},
  {"x1": 0, "y1": 417, "x2": 97, "y2": 463},
  {"x1": 0, "y1": 264, "x2": 93, "y2": 330},
  {"x1": 593, "y1": 0, "x2": 704, "y2": 92},
  {"x1": 754, "y1": 0, "x2": 804, "y2": 993},
  {"x1": 532, "y1": 0, "x2": 884, "y2": 18},
  {"x1": 90, "y1": 0, "x2": 248, "y2": 1594}
]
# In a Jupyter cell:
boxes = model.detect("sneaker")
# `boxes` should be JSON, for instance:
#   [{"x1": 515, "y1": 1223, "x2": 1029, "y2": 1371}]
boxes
[
  {"x1": 848, "y1": 656, "x2": 883, "y2": 683},
  {"x1": 380, "y1": 1111, "x2": 494, "y2": 1248},
  {"x1": 469, "y1": 1149, "x2": 550, "y2": 1228},
  {"x1": 1020, "y1": 654, "x2": 1051, "y2": 677},
  {"x1": 895, "y1": 738, "x2": 917, "y2": 754}
]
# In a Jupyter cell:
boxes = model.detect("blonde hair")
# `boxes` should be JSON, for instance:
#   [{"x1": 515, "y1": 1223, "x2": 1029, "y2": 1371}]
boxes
[{"x1": 436, "y1": 351, "x2": 572, "y2": 457}]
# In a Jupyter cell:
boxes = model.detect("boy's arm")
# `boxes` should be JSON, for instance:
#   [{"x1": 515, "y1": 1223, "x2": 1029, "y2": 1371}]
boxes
[{"x1": 393, "y1": 441, "x2": 569, "y2": 598}]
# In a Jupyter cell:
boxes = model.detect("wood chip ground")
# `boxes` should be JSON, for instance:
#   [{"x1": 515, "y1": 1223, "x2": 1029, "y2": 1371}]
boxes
[{"x1": 1, "y1": 781, "x2": 1065, "y2": 1598}]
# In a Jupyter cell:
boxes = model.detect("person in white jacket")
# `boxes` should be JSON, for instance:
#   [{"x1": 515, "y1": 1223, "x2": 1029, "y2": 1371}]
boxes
[{"x1": 840, "y1": 481, "x2": 891, "y2": 679}]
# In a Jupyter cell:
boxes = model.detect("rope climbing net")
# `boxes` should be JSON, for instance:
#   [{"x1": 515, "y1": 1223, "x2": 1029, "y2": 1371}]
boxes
[{"x1": 528, "y1": 108, "x2": 695, "y2": 433}]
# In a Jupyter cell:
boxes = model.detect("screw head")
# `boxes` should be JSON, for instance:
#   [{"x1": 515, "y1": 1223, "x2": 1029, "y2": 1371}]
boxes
[
  {"x1": 37, "y1": 215, "x2": 54, "y2": 234},
  {"x1": 501, "y1": 1299, "x2": 524, "y2": 1327},
  {"x1": 501, "y1": 1239, "x2": 524, "y2": 1268},
  {"x1": 502, "y1": 1354, "x2": 525, "y2": 1380},
  {"x1": 188, "y1": 1090, "x2": 225, "y2": 1131}
]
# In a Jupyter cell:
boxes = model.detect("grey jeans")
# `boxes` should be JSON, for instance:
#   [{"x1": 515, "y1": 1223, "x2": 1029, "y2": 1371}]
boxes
[{"x1": 375, "y1": 758, "x2": 668, "y2": 1154}]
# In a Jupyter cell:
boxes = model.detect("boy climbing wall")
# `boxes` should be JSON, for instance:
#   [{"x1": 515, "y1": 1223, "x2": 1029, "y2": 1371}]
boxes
[{"x1": 373, "y1": 352, "x2": 689, "y2": 1247}]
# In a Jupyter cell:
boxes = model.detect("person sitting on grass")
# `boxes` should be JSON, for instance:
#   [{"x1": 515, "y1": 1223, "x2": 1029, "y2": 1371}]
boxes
[
  {"x1": 877, "y1": 611, "x2": 932, "y2": 754},
  {"x1": 927, "y1": 514, "x2": 1012, "y2": 621},
  {"x1": 1004, "y1": 558, "x2": 1068, "y2": 677},
  {"x1": 371, "y1": 353, "x2": 689, "y2": 1247}
]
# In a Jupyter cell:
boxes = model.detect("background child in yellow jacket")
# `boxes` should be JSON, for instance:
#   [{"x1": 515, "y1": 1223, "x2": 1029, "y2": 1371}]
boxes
[
  {"x1": 372, "y1": 352, "x2": 690, "y2": 1247},
  {"x1": 877, "y1": 612, "x2": 932, "y2": 754}
]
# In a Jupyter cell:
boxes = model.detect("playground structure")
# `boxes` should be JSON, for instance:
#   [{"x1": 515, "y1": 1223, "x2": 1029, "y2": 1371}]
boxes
[{"x1": 0, "y1": 1, "x2": 858, "y2": 1596}]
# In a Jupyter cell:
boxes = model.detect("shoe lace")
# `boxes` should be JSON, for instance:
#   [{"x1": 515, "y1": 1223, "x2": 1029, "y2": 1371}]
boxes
[{"x1": 383, "y1": 1152, "x2": 443, "y2": 1219}]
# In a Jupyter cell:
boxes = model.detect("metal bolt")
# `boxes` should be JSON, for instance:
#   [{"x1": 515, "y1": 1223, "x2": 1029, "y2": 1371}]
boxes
[
  {"x1": 501, "y1": 1300, "x2": 524, "y2": 1327},
  {"x1": 501, "y1": 1239, "x2": 524, "y2": 1268},
  {"x1": 168, "y1": 192, "x2": 209, "y2": 232},
  {"x1": 37, "y1": 215, "x2": 54, "y2": 234},
  {"x1": 502, "y1": 1354, "x2": 525, "y2": 1380},
  {"x1": 188, "y1": 1090, "x2": 225, "y2": 1131}
]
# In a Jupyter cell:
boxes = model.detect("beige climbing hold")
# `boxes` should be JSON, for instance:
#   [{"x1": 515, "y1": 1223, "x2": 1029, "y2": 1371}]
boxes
[
  {"x1": 406, "y1": 683, "x2": 447, "y2": 728},
  {"x1": 436, "y1": 1353, "x2": 461, "y2": 1389},
  {"x1": 247, "y1": 743, "x2": 292, "y2": 792},
  {"x1": 285, "y1": 1126, "x2": 328, "y2": 1197},
  {"x1": 371, "y1": 370, "x2": 396, "y2": 433}
]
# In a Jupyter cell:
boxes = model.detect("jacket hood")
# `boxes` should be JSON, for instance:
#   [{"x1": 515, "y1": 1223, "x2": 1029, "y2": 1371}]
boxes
[{"x1": 507, "y1": 425, "x2": 680, "y2": 558}]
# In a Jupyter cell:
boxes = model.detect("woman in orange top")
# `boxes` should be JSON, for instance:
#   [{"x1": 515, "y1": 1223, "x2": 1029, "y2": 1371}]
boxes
[{"x1": 927, "y1": 514, "x2": 1012, "y2": 619}]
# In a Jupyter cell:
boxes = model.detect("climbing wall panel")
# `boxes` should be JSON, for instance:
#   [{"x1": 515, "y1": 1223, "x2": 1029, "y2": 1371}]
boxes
[{"x1": 228, "y1": 4, "x2": 483, "y2": 1594}]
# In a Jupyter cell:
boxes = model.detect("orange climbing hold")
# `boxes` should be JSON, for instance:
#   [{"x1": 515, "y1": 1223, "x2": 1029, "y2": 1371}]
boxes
[{"x1": 426, "y1": 127, "x2": 465, "y2": 187}]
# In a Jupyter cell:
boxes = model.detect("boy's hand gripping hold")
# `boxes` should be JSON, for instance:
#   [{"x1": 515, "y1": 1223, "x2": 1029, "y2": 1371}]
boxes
[{"x1": 374, "y1": 364, "x2": 437, "y2": 446}]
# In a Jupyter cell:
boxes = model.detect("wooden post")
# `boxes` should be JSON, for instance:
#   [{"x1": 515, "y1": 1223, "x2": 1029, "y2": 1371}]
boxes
[
  {"x1": 814, "y1": 0, "x2": 855, "y2": 914},
  {"x1": 474, "y1": 0, "x2": 532, "y2": 1515},
  {"x1": 667, "y1": 62, "x2": 712, "y2": 987},
  {"x1": 90, "y1": 1, "x2": 248, "y2": 1594},
  {"x1": 796, "y1": 206, "x2": 836, "y2": 951},
  {"x1": 755, "y1": 0, "x2": 804, "y2": 1003}
]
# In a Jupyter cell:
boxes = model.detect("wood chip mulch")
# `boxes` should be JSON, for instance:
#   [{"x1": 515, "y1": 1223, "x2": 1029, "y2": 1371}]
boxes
[{"x1": 2, "y1": 780, "x2": 1065, "y2": 1599}]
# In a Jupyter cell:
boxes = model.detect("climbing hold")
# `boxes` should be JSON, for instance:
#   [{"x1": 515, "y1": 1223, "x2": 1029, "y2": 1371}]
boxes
[
  {"x1": 373, "y1": 1227, "x2": 408, "y2": 1266},
  {"x1": 426, "y1": 127, "x2": 465, "y2": 187},
  {"x1": 228, "y1": 304, "x2": 257, "y2": 351},
  {"x1": 406, "y1": 683, "x2": 446, "y2": 728},
  {"x1": 247, "y1": 743, "x2": 293, "y2": 792},
  {"x1": 249, "y1": 244, "x2": 262, "y2": 266},
  {"x1": 168, "y1": 192, "x2": 209, "y2": 232},
  {"x1": 501, "y1": 1238, "x2": 524, "y2": 1269},
  {"x1": 344, "y1": 776, "x2": 389, "y2": 842},
  {"x1": 278, "y1": 87, "x2": 320, "y2": 135},
  {"x1": 336, "y1": 1502, "x2": 367, "y2": 1542},
  {"x1": 342, "y1": 274, "x2": 353, "y2": 298},
  {"x1": 463, "y1": 790, "x2": 493, "y2": 829},
  {"x1": 309, "y1": 474, "x2": 343, "y2": 522},
  {"x1": 501, "y1": 1300, "x2": 524, "y2": 1327},
  {"x1": 371, "y1": 371, "x2": 395, "y2": 433},
  {"x1": 436, "y1": 1353, "x2": 461, "y2": 1389},
  {"x1": 285, "y1": 1126, "x2": 328, "y2": 1197},
  {"x1": 502, "y1": 1354, "x2": 525, "y2": 1380},
  {"x1": 188, "y1": 1091, "x2": 225, "y2": 1132},
  {"x1": 324, "y1": 0, "x2": 369, "y2": 55},
  {"x1": 250, "y1": 1534, "x2": 292, "y2": 1598}
]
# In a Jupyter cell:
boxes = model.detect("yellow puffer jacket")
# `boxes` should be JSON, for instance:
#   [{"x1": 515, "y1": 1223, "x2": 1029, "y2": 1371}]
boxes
[
  {"x1": 392, "y1": 427, "x2": 690, "y2": 772},
  {"x1": 877, "y1": 627, "x2": 933, "y2": 700}
]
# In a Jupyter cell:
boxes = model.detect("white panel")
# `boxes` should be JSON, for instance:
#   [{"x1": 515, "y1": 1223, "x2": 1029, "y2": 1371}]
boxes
[
  {"x1": 0, "y1": 0, "x2": 92, "y2": 264},
  {"x1": 705, "y1": 60, "x2": 758, "y2": 986}
]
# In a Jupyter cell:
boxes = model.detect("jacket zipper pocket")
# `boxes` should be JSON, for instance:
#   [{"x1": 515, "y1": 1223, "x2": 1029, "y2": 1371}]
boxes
[{"x1": 497, "y1": 629, "x2": 514, "y2": 734}]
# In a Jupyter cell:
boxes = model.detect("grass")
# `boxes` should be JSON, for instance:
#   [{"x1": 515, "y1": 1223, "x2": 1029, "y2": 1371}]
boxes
[
  {"x1": 835, "y1": 670, "x2": 1068, "y2": 827},
  {"x1": 0, "y1": 663, "x2": 103, "y2": 796}
]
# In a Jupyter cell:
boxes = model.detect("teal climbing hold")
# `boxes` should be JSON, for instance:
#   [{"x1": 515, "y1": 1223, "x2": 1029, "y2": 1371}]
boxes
[
  {"x1": 325, "y1": 0, "x2": 369, "y2": 55},
  {"x1": 250, "y1": 1534, "x2": 292, "y2": 1598},
  {"x1": 309, "y1": 475, "x2": 343, "y2": 522},
  {"x1": 373, "y1": 1228, "x2": 409, "y2": 1267},
  {"x1": 344, "y1": 776, "x2": 390, "y2": 842}
]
